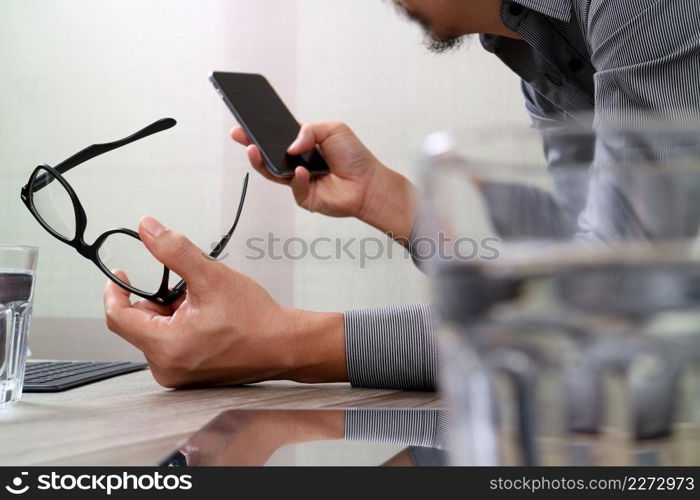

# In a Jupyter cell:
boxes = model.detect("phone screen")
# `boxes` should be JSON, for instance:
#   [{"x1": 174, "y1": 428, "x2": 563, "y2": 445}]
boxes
[{"x1": 211, "y1": 72, "x2": 329, "y2": 178}]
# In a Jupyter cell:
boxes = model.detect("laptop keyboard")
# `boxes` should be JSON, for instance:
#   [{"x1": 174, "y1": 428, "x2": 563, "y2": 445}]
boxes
[{"x1": 23, "y1": 361, "x2": 147, "y2": 392}]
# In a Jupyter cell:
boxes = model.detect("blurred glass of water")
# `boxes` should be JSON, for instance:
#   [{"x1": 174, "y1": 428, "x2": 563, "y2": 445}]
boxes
[
  {"x1": 420, "y1": 127, "x2": 700, "y2": 466},
  {"x1": 0, "y1": 246, "x2": 37, "y2": 407}
]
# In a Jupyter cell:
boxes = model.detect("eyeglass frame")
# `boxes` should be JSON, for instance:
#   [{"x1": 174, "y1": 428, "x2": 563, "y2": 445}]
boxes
[{"x1": 20, "y1": 118, "x2": 249, "y2": 305}]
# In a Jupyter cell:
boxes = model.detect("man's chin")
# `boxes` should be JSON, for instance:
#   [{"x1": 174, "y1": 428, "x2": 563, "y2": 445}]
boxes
[{"x1": 424, "y1": 32, "x2": 465, "y2": 54}]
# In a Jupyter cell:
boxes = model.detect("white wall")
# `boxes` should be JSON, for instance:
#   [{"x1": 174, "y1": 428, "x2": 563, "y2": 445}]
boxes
[{"x1": 0, "y1": 0, "x2": 529, "y2": 358}]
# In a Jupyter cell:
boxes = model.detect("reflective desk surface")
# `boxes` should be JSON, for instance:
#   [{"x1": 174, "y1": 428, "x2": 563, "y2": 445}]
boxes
[
  {"x1": 0, "y1": 368, "x2": 441, "y2": 466},
  {"x1": 159, "y1": 408, "x2": 448, "y2": 467}
]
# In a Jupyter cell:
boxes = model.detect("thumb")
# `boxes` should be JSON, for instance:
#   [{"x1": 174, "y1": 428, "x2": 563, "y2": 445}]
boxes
[
  {"x1": 287, "y1": 122, "x2": 343, "y2": 155},
  {"x1": 287, "y1": 122, "x2": 350, "y2": 155},
  {"x1": 138, "y1": 216, "x2": 214, "y2": 290},
  {"x1": 287, "y1": 124, "x2": 316, "y2": 154},
  {"x1": 290, "y1": 167, "x2": 312, "y2": 208}
]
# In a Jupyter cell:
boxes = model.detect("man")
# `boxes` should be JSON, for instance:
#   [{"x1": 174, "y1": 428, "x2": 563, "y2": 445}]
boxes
[{"x1": 104, "y1": 0, "x2": 700, "y2": 390}]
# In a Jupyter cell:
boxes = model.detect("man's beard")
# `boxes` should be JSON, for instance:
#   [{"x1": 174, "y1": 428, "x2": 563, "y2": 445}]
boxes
[
  {"x1": 390, "y1": 0, "x2": 465, "y2": 54},
  {"x1": 424, "y1": 32, "x2": 464, "y2": 54}
]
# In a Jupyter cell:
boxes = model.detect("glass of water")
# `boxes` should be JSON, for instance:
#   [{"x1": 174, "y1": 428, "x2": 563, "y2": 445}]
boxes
[
  {"x1": 420, "y1": 127, "x2": 700, "y2": 466},
  {"x1": 0, "y1": 246, "x2": 37, "y2": 406}
]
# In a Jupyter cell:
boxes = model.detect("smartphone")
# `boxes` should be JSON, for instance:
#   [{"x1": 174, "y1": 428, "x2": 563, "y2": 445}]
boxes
[{"x1": 210, "y1": 71, "x2": 330, "y2": 178}]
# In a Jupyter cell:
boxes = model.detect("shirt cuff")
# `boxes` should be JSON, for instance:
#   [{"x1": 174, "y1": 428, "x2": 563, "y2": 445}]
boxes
[
  {"x1": 344, "y1": 303, "x2": 438, "y2": 390},
  {"x1": 407, "y1": 205, "x2": 438, "y2": 272},
  {"x1": 344, "y1": 409, "x2": 448, "y2": 449}
]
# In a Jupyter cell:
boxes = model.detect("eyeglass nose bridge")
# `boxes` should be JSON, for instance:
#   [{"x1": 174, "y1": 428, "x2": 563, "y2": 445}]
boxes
[{"x1": 76, "y1": 243, "x2": 94, "y2": 260}]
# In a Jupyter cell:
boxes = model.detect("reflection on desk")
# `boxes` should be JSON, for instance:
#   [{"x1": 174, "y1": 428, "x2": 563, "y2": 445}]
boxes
[
  {"x1": 0, "y1": 370, "x2": 441, "y2": 466},
  {"x1": 160, "y1": 409, "x2": 449, "y2": 467}
]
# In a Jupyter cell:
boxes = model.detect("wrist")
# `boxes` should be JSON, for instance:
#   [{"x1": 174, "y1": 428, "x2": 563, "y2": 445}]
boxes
[
  {"x1": 275, "y1": 308, "x2": 347, "y2": 384},
  {"x1": 272, "y1": 410, "x2": 345, "y2": 443},
  {"x1": 359, "y1": 165, "x2": 418, "y2": 244}
]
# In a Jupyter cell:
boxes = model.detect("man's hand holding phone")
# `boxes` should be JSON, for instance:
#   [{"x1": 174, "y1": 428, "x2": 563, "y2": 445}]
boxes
[{"x1": 231, "y1": 121, "x2": 418, "y2": 243}]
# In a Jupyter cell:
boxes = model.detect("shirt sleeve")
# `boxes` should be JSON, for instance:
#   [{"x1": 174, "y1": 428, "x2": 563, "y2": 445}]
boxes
[
  {"x1": 588, "y1": 0, "x2": 700, "y2": 128},
  {"x1": 344, "y1": 409, "x2": 448, "y2": 449},
  {"x1": 576, "y1": 0, "x2": 700, "y2": 241},
  {"x1": 479, "y1": 181, "x2": 578, "y2": 239},
  {"x1": 344, "y1": 303, "x2": 438, "y2": 391},
  {"x1": 406, "y1": 81, "x2": 596, "y2": 260}
]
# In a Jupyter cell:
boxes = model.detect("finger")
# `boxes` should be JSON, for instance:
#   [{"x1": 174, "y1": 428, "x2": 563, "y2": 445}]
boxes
[
  {"x1": 103, "y1": 270, "x2": 161, "y2": 350},
  {"x1": 287, "y1": 122, "x2": 348, "y2": 155},
  {"x1": 105, "y1": 269, "x2": 133, "y2": 304},
  {"x1": 290, "y1": 167, "x2": 312, "y2": 207},
  {"x1": 246, "y1": 144, "x2": 265, "y2": 170},
  {"x1": 170, "y1": 291, "x2": 188, "y2": 310},
  {"x1": 230, "y1": 127, "x2": 251, "y2": 146},
  {"x1": 137, "y1": 217, "x2": 218, "y2": 291},
  {"x1": 111, "y1": 270, "x2": 165, "y2": 317},
  {"x1": 133, "y1": 298, "x2": 174, "y2": 316},
  {"x1": 117, "y1": 269, "x2": 174, "y2": 316},
  {"x1": 247, "y1": 145, "x2": 290, "y2": 185}
]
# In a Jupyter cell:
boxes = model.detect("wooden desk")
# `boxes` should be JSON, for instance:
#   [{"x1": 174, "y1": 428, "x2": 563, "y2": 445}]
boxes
[{"x1": 0, "y1": 369, "x2": 441, "y2": 466}]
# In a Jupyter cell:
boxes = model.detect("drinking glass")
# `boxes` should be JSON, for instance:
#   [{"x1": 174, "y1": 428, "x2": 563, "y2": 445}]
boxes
[
  {"x1": 420, "y1": 127, "x2": 700, "y2": 466},
  {"x1": 0, "y1": 246, "x2": 38, "y2": 406}
]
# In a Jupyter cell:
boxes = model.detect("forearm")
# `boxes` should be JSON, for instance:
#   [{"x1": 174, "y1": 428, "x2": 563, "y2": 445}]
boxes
[
  {"x1": 279, "y1": 308, "x2": 348, "y2": 384},
  {"x1": 286, "y1": 410, "x2": 346, "y2": 442},
  {"x1": 274, "y1": 303, "x2": 438, "y2": 391},
  {"x1": 360, "y1": 166, "x2": 418, "y2": 245}
]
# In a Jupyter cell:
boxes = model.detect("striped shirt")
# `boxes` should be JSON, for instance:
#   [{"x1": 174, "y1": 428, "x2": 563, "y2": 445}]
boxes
[
  {"x1": 345, "y1": 409, "x2": 448, "y2": 449},
  {"x1": 343, "y1": 0, "x2": 700, "y2": 390}
]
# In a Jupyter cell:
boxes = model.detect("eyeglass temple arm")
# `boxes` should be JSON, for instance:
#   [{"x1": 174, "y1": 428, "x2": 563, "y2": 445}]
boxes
[
  {"x1": 31, "y1": 118, "x2": 177, "y2": 192},
  {"x1": 167, "y1": 172, "x2": 249, "y2": 301},
  {"x1": 209, "y1": 173, "x2": 250, "y2": 259}
]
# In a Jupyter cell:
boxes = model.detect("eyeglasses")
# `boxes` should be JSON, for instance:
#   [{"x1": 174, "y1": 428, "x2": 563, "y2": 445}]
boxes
[{"x1": 21, "y1": 118, "x2": 249, "y2": 305}]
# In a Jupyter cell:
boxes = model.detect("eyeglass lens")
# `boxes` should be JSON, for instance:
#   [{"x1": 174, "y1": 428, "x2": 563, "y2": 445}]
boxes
[
  {"x1": 97, "y1": 232, "x2": 182, "y2": 295},
  {"x1": 29, "y1": 167, "x2": 184, "y2": 296},
  {"x1": 30, "y1": 167, "x2": 77, "y2": 241}
]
